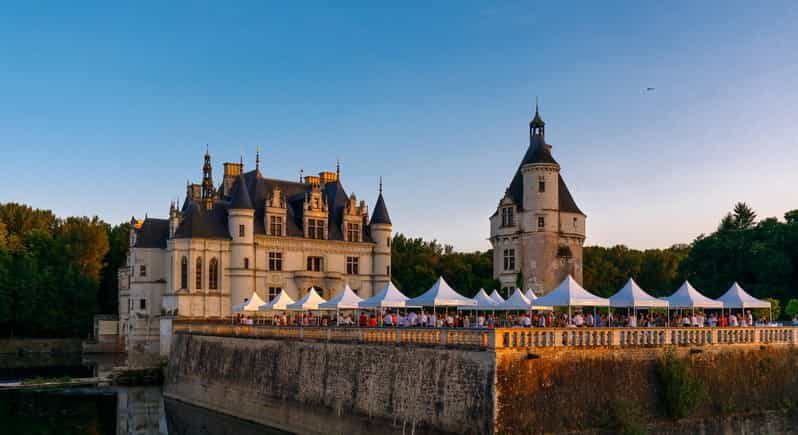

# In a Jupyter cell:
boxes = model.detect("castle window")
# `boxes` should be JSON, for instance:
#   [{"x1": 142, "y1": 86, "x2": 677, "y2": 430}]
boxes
[
  {"x1": 346, "y1": 256, "x2": 359, "y2": 275},
  {"x1": 209, "y1": 258, "x2": 219, "y2": 290},
  {"x1": 239, "y1": 224, "x2": 245, "y2": 237},
  {"x1": 180, "y1": 257, "x2": 188, "y2": 289},
  {"x1": 269, "y1": 252, "x2": 283, "y2": 271},
  {"x1": 387, "y1": 237, "x2": 391, "y2": 247},
  {"x1": 386, "y1": 265, "x2": 390, "y2": 276},
  {"x1": 346, "y1": 223, "x2": 360, "y2": 242},
  {"x1": 307, "y1": 256, "x2": 323, "y2": 272},
  {"x1": 268, "y1": 287, "x2": 281, "y2": 302},
  {"x1": 538, "y1": 176, "x2": 546, "y2": 193},
  {"x1": 269, "y1": 216, "x2": 283, "y2": 236},
  {"x1": 503, "y1": 249, "x2": 515, "y2": 271},
  {"x1": 501, "y1": 207, "x2": 514, "y2": 227},
  {"x1": 573, "y1": 217, "x2": 578, "y2": 228},
  {"x1": 139, "y1": 265, "x2": 147, "y2": 277},
  {"x1": 537, "y1": 216, "x2": 545, "y2": 230},
  {"x1": 308, "y1": 219, "x2": 325, "y2": 239},
  {"x1": 244, "y1": 258, "x2": 250, "y2": 269},
  {"x1": 139, "y1": 299, "x2": 146, "y2": 310},
  {"x1": 195, "y1": 257, "x2": 203, "y2": 289}
]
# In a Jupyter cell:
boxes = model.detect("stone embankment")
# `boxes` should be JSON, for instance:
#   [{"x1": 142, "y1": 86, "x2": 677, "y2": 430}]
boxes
[{"x1": 164, "y1": 323, "x2": 798, "y2": 434}]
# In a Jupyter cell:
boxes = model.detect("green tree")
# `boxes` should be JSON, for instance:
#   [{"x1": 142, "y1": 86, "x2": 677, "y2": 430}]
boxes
[
  {"x1": 785, "y1": 299, "x2": 798, "y2": 318},
  {"x1": 733, "y1": 202, "x2": 757, "y2": 230}
]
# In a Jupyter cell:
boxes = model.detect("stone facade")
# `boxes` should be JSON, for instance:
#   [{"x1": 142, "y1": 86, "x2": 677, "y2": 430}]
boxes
[
  {"x1": 489, "y1": 108, "x2": 586, "y2": 294},
  {"x1": 118, "y1": 150, "x2": 392, "y2": 355}
]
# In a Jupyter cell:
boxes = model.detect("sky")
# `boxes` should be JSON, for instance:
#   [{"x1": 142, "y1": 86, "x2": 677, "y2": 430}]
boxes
[{"x1": 0, "y1": 1, "x2": 796, "y2": 252}]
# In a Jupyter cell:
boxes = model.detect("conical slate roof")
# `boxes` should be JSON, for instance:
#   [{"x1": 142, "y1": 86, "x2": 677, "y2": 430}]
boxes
[
  {"x1": 370, "y1": 193, "x2": 391, "y2": 225},
  {"x1": 230, "y1": 174, "x2": 254, "y2": 209},
  {"x1": 609, "y1": 278, "x2": 669, "y2": 308}
]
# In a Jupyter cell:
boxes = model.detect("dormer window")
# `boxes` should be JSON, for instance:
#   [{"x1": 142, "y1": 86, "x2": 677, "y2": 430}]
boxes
[
  {"x1": 346, "y1": 223, "x2": 360, "y2": 242},
  {"x1": 501, "y1": 207, "x2": 514, "y2": 227},
  {"x1": 269, "y1": 216, "x2": 283, "y2": 236},
  {"x1": 308, "y1": 219, "x2": 325, "y2": 239}
]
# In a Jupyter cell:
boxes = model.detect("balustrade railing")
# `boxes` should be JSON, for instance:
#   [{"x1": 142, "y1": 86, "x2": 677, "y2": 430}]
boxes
[{"x1": 173, "y1": 321, "x2": 797, "y2": 351}]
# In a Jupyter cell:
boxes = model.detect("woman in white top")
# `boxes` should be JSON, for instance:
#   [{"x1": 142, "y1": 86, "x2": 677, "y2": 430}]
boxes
[{"x1": 729, "y1": 314, "x2": 739, "y2": 327}]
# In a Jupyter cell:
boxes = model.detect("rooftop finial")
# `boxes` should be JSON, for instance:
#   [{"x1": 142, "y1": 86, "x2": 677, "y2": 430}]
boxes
[
  {"x1": 299, "y1": 168, "x2": 304, "y2": 182},
  {"x1": 535, "y1": 96, "x2": 539, "y2": 114},
  {"x1": 205, "y1": 144, "x2": 209, "y2": 155},
  {"x1": 336, "y1": 158, "x2": 340, "y2": 178},
  {"x1": 379, "y1": 176, "x2": 383, "y2": 195},
  {"x1": 255, "y1": 146, "x2": 261, "y2": 171}
]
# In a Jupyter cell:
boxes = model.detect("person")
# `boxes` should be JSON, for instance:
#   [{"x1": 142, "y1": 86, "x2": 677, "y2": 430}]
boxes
[
  {"x1": 383, "y1": 312, "x2": 393, "y2": 327},
  {"x1": 368, "y1": 314, "x2": 377, "y2": 328},
  {"x1": 627, "y1": 312, "x2": 637, "y2": 328},
  {"x1": 573, "y1": 312, "x2": 584, "y2": 327},
  {"x1": 408, "y1": 311, "x2": 417, "y2": 327},
  {"x1": 463, "y1": 315, "x2": 470, "y2": 329},
  {"x1": 729, "y1": 313, "x2": 739, "y2": 327},
  {"x1": 793, "y1": 314, "x2": 798, "y2": 325},
  {"x1": 478, "y1": 314, "x2": 485, "y2": 328},
  {"x1": 538, "y1": 313, "x2": 546, "y2": 327},
  {"x1": 745, "y1": 310, "x2": 753, "y2": 327},
  {"x1": 522, "y1": 314, "x2": 531, "y2": 327},
  {"x1": 586, "y1": 312, "x2": 595, "y2": 327}
]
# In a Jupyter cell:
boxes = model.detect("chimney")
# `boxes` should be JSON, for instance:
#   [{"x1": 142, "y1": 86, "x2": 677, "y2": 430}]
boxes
[{"x1": 223, "y1": 162, "x2": 243, "y2": 196}]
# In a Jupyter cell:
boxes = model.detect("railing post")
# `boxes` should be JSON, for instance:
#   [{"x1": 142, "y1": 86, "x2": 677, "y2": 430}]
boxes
[
  {"x1": 488, "y1": 330, "x2": 497, "y2": 350},
  {"x1": 440, "y1": 329, "x2": 448, "y2": 347}
]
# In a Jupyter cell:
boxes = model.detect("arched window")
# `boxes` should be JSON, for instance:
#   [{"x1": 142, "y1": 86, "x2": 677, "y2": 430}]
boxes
[
  {"x1": 195, "y1": 257, "x2": 203, "y2": 289},
  {"x1": 209, "y1": 258, "x2": 219, "y2": 290},
  {"x1": 180, "y1": 256, "x2": 188, "y2": 290}
]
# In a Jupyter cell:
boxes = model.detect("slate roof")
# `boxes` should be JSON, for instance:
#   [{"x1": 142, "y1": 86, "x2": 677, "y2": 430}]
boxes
[
  {"x1": 173, "y1": 200, "x2": 231, "y2": 240},
  {"x1": 370, "y1": 193, "x2": 391, "y2": 225},
  {"x1": 134, "y1": 218, "x2": 169, "y2": 249},
  {"x1": 229, "y1": 174, "x2": 254, "y2": 209},
  {"x1": 505, "y1": 141, "x2": 584, "y2": 216}
]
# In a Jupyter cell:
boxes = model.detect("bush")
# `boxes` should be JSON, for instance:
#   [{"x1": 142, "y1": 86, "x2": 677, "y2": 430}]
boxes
[
  {"x1": 596, "y1": 399, "x2": 646, "y2": 435},
  {"x1": 656, "y1": 349, "x2": 707, "y2": 419}
]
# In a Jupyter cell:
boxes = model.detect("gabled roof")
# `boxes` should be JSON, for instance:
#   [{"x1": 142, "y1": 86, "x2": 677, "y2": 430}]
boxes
[
  {"x1": 370, "y1": 193, "x2": 391, "y2": 225},
  {"x1": 134, "y1": 218, "x2": 169, "y2": 249}
]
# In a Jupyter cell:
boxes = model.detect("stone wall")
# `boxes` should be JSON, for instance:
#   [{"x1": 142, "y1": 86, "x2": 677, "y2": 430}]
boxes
[
  {"x1": 496, "y1": 346, "x2": 798, "y2": 434},
  {"x1": 164, "y1": 333, "x2": 495, "y2": 435}
]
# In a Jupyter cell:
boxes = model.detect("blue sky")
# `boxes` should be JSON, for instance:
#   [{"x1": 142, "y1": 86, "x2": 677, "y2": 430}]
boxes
[{"x1": 1, "y1": 1, "x2": 796, "y2": 251}]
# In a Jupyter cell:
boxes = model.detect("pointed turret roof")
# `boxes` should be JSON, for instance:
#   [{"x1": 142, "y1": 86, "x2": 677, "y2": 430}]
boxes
[
  {"x1": 370, "y1": 179, "x2": 391, "y2": 225},
  {"x1": 229, "y1": 174, "x2": 253, "y2": 209}
]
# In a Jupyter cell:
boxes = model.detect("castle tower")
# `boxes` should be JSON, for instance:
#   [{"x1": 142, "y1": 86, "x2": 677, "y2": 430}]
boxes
[
  {"x1": 201, "y1": 146, "x2": 215, "y2": 210},
  {"x1": 370, "y1": 178, "x2": 392, "y2": 290},
  {"x1": 228, "y1": 173, "x2": 255, "y2": 306},
  {"x1": 489, "y1": 106, "x2": 586, "y2": 295}
]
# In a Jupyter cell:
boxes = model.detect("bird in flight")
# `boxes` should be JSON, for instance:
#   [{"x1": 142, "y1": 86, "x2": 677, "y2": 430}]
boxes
[{"x1": 645, "y1": 87, "x2": 655, "y2": 92}]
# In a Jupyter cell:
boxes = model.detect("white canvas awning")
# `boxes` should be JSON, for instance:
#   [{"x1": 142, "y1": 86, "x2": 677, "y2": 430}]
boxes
[
  {"x1": 458, "y1": 289, "x2": 498, "y2": 310},
  {"x1": 286, "y1": 287, "x2": 327, "y2": 311},
  {"x1": 663, "y1": 281, "x2": 723, "y2": 309},
  {"x1": 716, "y1": 282, "x2": 771, "y2": 309},
  {"x1": 233, "y1": 291, "x2": 267, "y2": 312},
  {"x1": 258, "y1": 290, "x2": 295, "y2": 311},
  {"x1": 534, "y1": 276, "x2": 610, "y2": 307},
  {"x1": 610, "y1": 278, "x2": 669, "y2": 308},
  {"x1": 488, "y1": 289, "x2": 505, "y2": 303},
  {"x1": 524, "y1": 288, "x2": 538, "y2": 301},
  {"x1": 494, "y1": 288, "x2": 554, "y2": 311},
  {"x1": 358, "y1": 281, "x2": 410, "y2": 309},
  {"x1": 318, "y1": 283, "x2": 364, "y2": 310},
  {"x1": 407, "y1": 276, "x2": 476, "y2": 307}
]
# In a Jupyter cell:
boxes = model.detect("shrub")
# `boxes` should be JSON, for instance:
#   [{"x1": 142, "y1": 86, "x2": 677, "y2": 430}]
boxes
[{"x1": 656, "y1": 349, "x2": 707, "y2": 419}]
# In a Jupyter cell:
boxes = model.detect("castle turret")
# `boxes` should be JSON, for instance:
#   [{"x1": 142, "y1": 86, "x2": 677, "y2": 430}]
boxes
[
  {"x1": 228, "y1": 174, "x2": 255, "y2": 307},
  {"x1": 168, "y1": 201, "x2": 180, "y2": 238},
  {"x1": 370, "y1": 178, "x2": 392, "y2": 289},
  {"x1": 201, "y1": 146, "x2": 215, "y2": 210},
  {"x1": 520, "y1": 106, "x2": 560, "y2": 231}
]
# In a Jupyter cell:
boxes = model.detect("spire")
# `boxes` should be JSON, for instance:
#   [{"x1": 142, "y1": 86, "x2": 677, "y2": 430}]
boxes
[
  {"x1": 202, "y1": 146, "x2": 214, "y2": 204},
  {"x1": 336, "y1": 158, "x2": 340, "y2": 179},
  {"x1": 529, "y1": 99, "x2": 545, "y2": 145},
  {"x1": 370, "y1": 177, "x2": 391, "y2": 225},
  {"x1": 230, "y1": 174, "x2": 254, "y2": 209},
  {"x1": 255, "y1": 146, "x2": 261, "y2": 172},
  {"x1": 299, "y1": 168, "x2": 304, "y2": 182}
]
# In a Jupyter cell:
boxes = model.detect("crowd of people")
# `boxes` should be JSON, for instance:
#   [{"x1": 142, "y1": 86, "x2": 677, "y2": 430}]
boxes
[{"x1": 234, "y1": 308, "x2": 773, "y2": 328}]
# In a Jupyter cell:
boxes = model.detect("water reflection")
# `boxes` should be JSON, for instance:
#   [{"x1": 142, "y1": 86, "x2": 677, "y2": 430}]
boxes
[{"x1": 0, "y1": 386, "x2": 288, "y2": 435}]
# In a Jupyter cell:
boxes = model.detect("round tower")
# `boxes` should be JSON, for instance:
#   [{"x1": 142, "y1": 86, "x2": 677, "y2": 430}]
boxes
[
  {"x1": 228, "y1": 174, "x2": 255, "y2": 307},
  {"x1": 369, "y1": 178, "x2": 392, "y2": 295}
]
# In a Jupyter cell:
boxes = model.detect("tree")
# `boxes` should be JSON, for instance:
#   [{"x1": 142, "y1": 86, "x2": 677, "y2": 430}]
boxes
[
  {"x1": 785, "y1": 299, "x2": 798, "y2": 319},
  {"x1": 732, "y1": 202, "x2": 757, "y2": 230}
]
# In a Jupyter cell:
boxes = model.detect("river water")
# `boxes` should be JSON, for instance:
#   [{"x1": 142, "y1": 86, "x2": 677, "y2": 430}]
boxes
[{"x1": 0, "y1": 354, "x2": 289, "y2": 435}]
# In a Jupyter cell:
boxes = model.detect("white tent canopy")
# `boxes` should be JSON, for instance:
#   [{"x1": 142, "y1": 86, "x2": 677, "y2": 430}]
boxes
[
  {"x1": 407, "y1": 276, "x2": 476, "y2": 307},
  {"x1": 258, "y1": 290, "x2": 295, "y2": 311},
  {"x1": 534, "y1": 276, "x2": 610, "y2": 307},
  {"x1": 318, "y1": 284, "x2": 364, "y2": 310},
  {"x1": 286, "y1": 287, "x2": 327, "y2": 311},
  {"x1": 663, "y1": 281, "x2": 723, "y2": 309},
  {"x1": 524, "y1": 288, "x2": 538, "y2": 301},
  {"x1": 494, "y1": 288, "x2": 533, "y2": 311},
  {"x1": 358, "y1": 281, "x2": 410, "y2": 309},
  {"x1": 716, "y1": 282, "x2": 771, "y2": 309},
  {"x1": 488, "y1": 289, "x2": 505, "y2": 303},
  {"x1": 458, "y1": 289, "x2": 499, "y2": 310},
  {"x1": 233, "y1": 291, "x2": 267, "y2": 312},
  {"x1": 610, "y1": 278, "x2": 669, "y2": 308}
]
